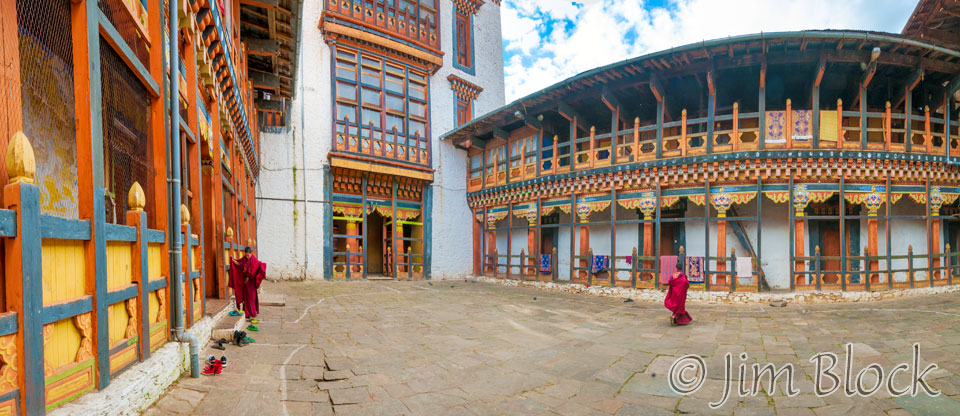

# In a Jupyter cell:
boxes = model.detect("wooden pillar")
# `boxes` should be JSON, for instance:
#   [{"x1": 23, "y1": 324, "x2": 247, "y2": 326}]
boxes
[
  {"x1": 4, "y1": 133, "x2": 44, "y2": 414},
  {"x1": 346, "y1": 221, "x2": 360, "y2": 273},
  {"x1": 527, "y1": 226, "x2": 536, "y2": 274},
  {"x1": 579, "y1": 216, "x2": 590, "y2": 280},
  {"x1": 127, "y1": 183, "x2": 151, "y2": 362},
  {"x1": 0, "y1": 0, "x2": 23, "y2": 176},
  {"x1": 716, "y1": 219, "x2": 727, "y2": 285},
  {"x1": 868, "y1": 216, "x2": 879, "y2": 283},
  {"x1": 395, "y1": 223, "x2": 405, "y2": 274}
]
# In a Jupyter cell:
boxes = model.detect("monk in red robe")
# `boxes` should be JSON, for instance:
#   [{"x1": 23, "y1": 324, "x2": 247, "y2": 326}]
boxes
[
  {"x1": 664, "y1": 262, "x2": 693, "y2": 325},
  {"x1": 229, "y1": 247, "x2": 267, "y2": 321}
]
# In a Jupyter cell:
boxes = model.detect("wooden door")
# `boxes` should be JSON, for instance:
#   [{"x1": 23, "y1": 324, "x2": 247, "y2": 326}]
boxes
[
  {"x1": 660, "y1": 223, "x2": 675, "y2": 256},
  {"x1": 383, "y1": 221, "x2": 393, "y2": 277},
  {"x1": 822, "y1": 227, "x2": 841, "y2": 284}
]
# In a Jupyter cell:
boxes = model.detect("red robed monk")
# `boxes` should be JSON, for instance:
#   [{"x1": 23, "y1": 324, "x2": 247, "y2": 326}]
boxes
[
  {"x1": 664, "y1": 261, "x2": 693, "y2": 325},
  {"x1": 230, "y1": 247, "x2": 267, "y2": 325}
]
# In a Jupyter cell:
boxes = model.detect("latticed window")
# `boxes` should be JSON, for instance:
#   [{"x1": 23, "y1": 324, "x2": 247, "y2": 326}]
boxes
[
  {"x1": 333, "y1": 45, "x2": 430, "y2": 164},
  {"x1": 15, "y1": 0, "x2": 80, "y2": 219},
  {"x1": 101, "y1": 37, "x2": 153, "y2": 225}
]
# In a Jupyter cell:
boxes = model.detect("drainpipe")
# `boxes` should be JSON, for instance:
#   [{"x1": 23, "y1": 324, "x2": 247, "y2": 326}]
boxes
[
  {"x1": 168, "y1": 0, "x2": 199, "y2": 378},
  {"x1": 297, "y1": 1, "x2": 308, "y2": 280}
]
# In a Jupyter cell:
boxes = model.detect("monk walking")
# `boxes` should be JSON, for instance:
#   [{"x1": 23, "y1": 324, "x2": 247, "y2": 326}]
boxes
[
  {"x1": 664, "y1": 262, "x2": 693, "y2": 325},
  {"x1": 229, "y1": 247, "x2": 267, "y2": 331}
]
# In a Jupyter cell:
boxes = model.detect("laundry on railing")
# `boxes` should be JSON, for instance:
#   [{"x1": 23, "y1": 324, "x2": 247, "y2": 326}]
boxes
[
  {"x1": 591, "y1": 255, "x2": 610, "y2": 273},
  {"x1": 539, "y1": 254, "x2": 552, "y2": 274},
  {"x1": 685, "y1": 256, "x2": 704, "y2": 284},
  {"x1": 659, "y1": 255, "x2": 678, "y2": 284}
]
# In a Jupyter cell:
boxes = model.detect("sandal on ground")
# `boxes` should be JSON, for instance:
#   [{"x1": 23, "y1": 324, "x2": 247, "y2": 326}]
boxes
[
  {"x1": 229, "y1": 310, "x2": 242, "y2": 317},
  {"x1": 246, "y1": 325, "x2": 259, "y2": 332}
]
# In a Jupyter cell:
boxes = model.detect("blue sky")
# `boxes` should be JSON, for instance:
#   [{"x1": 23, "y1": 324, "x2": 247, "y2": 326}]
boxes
[{"x1": 501, "y1": 0, "x2": 919, "y2": 101}]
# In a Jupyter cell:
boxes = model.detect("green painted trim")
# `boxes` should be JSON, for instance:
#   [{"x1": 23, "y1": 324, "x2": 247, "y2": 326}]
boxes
[{"x1": 44, "y1": 359, "x2": 94, "y2": 386}]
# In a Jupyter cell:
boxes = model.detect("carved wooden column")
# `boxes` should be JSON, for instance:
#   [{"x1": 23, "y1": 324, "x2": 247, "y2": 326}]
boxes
[
  {"x1": 526, "y1": 207, "x2": 537, "y2": 276},
  {"x1": 793, "y1": 185, "x2": 812, "y2": 285},
  {"x1": 864, "y1": 187, "x2": 883, "y2": 283},
  {"x1": 711, "y1": 189, "x2": 732, "y2": 285},
  {"x1": 577, "y1": 201, "x2": 591, "y2": 280},
  {"x1": 639, "y1": 193, "x2": 657, "y2": 282},
  {"x1": 930, "y1": 187, "x2": 944, "y2": 279}
]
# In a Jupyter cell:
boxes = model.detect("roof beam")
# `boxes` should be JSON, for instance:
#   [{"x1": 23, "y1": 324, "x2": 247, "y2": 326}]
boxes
[
  {"x1": 861, "y1": 60, "x2": 878, "y2": 89},
  {"x1": 250, "y1": 70, "x2": 280, "y2": 91},
  {"x1": 601, "y1": 87, "x2": 621, "y2": 112},
  {"x1": 246, "y1": 38, "x2": 280, "y2": 56},
  {"x1": 895, "y1": 67, "x2": 924, "y2": 110},
  {"x1": 558, "y1": 103, "x2": 580, "y2": 121},
  {"x1": 813, "y1": 53, "x2": 826, "y2": 87},
  {"x1": 705, "y1": 69, "x2": 716, "y2": 96},
  {"x1": 240, "y1": 0, "x2": 278, "y2": 8},
  {"x1": 649, "y1": 74, "x2": 665, "y2": 102}
]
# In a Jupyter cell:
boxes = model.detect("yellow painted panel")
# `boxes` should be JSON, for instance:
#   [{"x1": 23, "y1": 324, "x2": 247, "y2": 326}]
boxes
[
  {"x1": 44, "y1": 318, "x2": 81, "y2": 375},
  {"x1": 148, "y1": 244, "x2": 163, "y2": 280},
  {"x1": 192, "y1": 246, "x2": 200, "y2": 271},
  {"x1": 41, "y1": 240, "x2": 86, "y2": 306},
  {"x1": 148, "y1": 291, "x2": 159, "y2": 324},
  {"x1": 107, "y1": 302, "x2": 129, "y2": 345},
  {"x1": 106, "y1": 242, "x2": 133, "y2": 291}
]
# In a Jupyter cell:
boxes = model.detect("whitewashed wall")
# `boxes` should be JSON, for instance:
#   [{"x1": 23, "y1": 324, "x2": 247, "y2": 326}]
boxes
[
  {"x1": 430, "y1": 2, "x2": 505, "y2": 279},
  {"x1": 256, "y1": 0, "x2": 330, "y2": 280},
  {"x1": 258, "y1": 1, "x2": 504, "y2": 279}
]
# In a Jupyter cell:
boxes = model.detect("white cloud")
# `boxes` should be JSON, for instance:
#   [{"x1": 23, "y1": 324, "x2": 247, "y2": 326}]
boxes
[{"x1": 502, "y1": 0, "x2": 917, "y2": 101}]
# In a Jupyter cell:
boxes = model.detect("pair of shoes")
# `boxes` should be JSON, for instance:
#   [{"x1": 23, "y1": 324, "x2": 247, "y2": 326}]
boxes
[
  {"x1": 229, "y1": 310, "x2": 242, "y2": 317},
  {"x1": 206, "y1": 355, "x2": 228, "y2": 368},
  {"x1": 202, "y1": 357, "x2": 223, "y2": 375},
  {"x1": 233, "y1": 330, "x2": 249, "y2": 346},
  {"x1": 246, "y1": 325, "x2": 259, "y2": 332}
]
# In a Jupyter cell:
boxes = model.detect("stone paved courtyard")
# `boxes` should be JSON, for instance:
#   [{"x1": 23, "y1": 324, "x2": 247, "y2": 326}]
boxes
[{"x1": 146, "y1": 280, "x2": 960, "y2": 415}]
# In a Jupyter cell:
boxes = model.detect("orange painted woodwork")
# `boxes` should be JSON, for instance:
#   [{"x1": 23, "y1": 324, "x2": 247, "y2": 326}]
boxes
[
  {"x1": 715, "y1": 220, "x2": 727, "y2": 285},
  {"x1": 868, "y1": 218, "x2": 879, "y2": 283},
  {"x1": 578, "y1": 226, "x2": 589, "y2": 279},
  {"x1": 822, "y1": 228, "x2": 841, "y2": 284},
  {"x1": 795, "y1": 219, "x2": 805, "y2": 285},
  {"x1": 527, "y1": 228, "x2": 536, "y2": 275}
]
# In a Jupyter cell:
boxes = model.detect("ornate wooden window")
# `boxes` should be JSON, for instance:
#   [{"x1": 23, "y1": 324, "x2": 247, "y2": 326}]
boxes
[
  {"x1": 333, "y1": 44, "x2": 431, "y2": 167},
  {"x1": 456, "y1": 97, "x2": 472, "y2": 127},
  {"x1": 454, "y1": 9, "x2": 473, "y2": 72}
]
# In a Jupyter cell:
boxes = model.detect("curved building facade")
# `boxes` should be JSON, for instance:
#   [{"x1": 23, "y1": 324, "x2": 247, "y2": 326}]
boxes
[{"x1": 443, "y1": 30, "x2": 960, "y2": 291}]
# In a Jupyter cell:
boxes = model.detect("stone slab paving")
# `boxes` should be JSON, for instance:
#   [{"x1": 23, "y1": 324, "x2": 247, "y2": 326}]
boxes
[{"x1": 146, "y1": 280, "x2": 960, "y2": 415}]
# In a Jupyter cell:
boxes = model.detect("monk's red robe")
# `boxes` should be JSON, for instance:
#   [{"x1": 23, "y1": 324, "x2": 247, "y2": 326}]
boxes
[
  {"x1": 664, "y1": 272, "x2": 693, "y2": 325},
  {"x1": 229, "y1": 255, "x2": 267, "y2": 318}
]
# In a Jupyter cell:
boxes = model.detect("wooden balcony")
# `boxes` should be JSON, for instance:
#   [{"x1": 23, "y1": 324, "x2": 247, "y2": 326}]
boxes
[
  {"x1": 325, "y1": 0, "x2": 441, "y2": 55},
  {"x1": 468, "y1": 100, "x2": 959, "y2": 193}
]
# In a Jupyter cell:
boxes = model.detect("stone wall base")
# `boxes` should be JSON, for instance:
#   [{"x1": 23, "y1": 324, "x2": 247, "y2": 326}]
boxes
[
  {"x1": 475, "y1": 276, "x2": 960, "y2": 304},
  {"x1": 49, "y1": 304, "x2": 231, "y2": 416}
]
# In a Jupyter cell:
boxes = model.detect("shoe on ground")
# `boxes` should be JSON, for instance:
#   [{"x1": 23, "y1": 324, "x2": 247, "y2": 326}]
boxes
[
  {"x1": 249, "y1": 319, "x2": 259, "y2": 324},
  {"x1": 229, "y1": 310, "x2": 242, "y2": 317},
  {"x1": 202, "y1": 359, "x2": 221, "y2": 375},
  {"x1": 220, "y1": 356, "x2": 227, "y2": 368},
  {"x1": 246, "y1": 325, "x2": 259, "y2": 332}
]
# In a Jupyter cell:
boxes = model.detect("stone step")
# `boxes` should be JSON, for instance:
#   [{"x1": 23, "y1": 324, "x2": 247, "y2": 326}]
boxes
[
  {"x1": 260, "y1": 292, "x2": 286, "y2": 306},
  {"x1": 210, "y1": 305, "x2": 246, "y2": 341}
]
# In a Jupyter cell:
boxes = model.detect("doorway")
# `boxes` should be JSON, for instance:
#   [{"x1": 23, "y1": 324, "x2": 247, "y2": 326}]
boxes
[
  {"x1": 819, "y1": 223, "x2": 841, "y2": 284},
  {"x1": 366, "y1": 212, "x2": 385, "y2": 275}
]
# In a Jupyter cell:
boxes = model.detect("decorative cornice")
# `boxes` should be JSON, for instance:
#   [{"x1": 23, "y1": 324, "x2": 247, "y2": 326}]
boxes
[
  {"x1": 465, "y1": 152, "x2": 960, "y2": 208},
  {"x1": 447, "y1": 74, "x2": 484, "y2": 101},
  {"x1": 321, "y1": 19, "x2": 444, "y2": 68},
  {"x1": 453, "y1": 0, "x2": 486, "y2": 15}
]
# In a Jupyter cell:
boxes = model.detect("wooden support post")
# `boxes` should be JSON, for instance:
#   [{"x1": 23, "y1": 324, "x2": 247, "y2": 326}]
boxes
[
  {"x1": 680, "y1": 110, "x2": 688, "y2": 157},
  {"x1": 656, "y1": 100, "x2": 664, "y2": 159},
  {"x1": 732, "y1": 102, "x2": 740, "y2": 151},
  {"x1": 908, "y1": 245, "x2": 915, "y2": 288},
  {"x1": 795, "y1": 207, "x2": 806, "y2": 286},
  {"x1": 552, "y1": 135, "x2": 558, "y2": 173},
  {"x1": 836, "y1": 99, "x2": 844, "y2": 149},
  {"x1": 589, "y1": 126, "x2": 596, "y2": 169},
  {"x1": 785, "y1": 99, "x2": 793, "y2": 149},
  {"x1": 884, "y1": 102, "x2": 892, "y2": 151},
  {"x1": 815, "y1": 246, "x2": 822, "y2": 291},
  {"x1": 587, "y1": 248, "x2": 594, "y2": 285},
  {"x1": 633, "y1": 118, "x2": 640, "y2": 161},
  {"x1": 579, "y1": 218, "x2": 590, "y2": 281},
  {"x1": 127, "y1": 183, "x2": 150, "y2": 360},
  {"x1": 631, "y1": 247, "x2": 638, "y2": 287},
  {"x1": 868, "y1": 205, "x2": 879, "y2": 284},
  {"x1": 924, "y1": 106, "x2": 932, "y2": 150},
  {"x1": 552, "y1": 247, "x2": 558, "y2": 283},
  {"x1": 4, "y1": 133, "x2": 44, "y2": 414},
  {"x1": 716, "y1": 217, "x2": 727, "y2": 285},
  {"x1": 729, "y1": 248, "x2": 736, "y2": 292}
]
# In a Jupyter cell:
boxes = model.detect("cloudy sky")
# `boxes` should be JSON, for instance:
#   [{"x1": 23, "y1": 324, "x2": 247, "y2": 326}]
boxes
[{"x1": 501, "y1": 0, "x2": 919, "y2": 101}]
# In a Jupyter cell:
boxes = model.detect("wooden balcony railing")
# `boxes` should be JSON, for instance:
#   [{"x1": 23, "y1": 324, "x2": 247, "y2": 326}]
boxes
[{"x1": 470, "y1": 99, "x2": 959, "y2": 193}]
